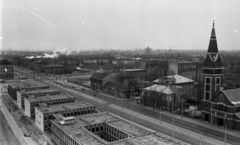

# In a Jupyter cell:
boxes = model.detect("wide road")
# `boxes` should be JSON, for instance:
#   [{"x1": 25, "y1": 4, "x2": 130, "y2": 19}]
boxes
[
  {"x1": 14, "y1": 67, "x2": 240, "y2": 145},
  {"x1": 47, "y1": 81, "x2": 240, "y2": 145}
]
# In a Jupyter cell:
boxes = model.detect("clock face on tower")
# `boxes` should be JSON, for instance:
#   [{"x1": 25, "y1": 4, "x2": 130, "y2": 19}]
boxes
[{"x1": 209, "y1": 54, "x2": 218, "y2": 62}]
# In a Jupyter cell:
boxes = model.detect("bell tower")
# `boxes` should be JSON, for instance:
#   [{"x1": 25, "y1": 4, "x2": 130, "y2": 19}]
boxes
[{"x1": 202, "y1": 21, "x2": 223, "y2": 101}]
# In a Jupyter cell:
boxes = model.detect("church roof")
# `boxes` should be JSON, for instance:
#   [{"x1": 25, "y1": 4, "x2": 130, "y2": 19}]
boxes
[
  {"x1": 208, "y1": 22, "x2": 218, "y2": 53},
  {"x1": 223, "y1": 88, "x2": 240, "y2": 105}
]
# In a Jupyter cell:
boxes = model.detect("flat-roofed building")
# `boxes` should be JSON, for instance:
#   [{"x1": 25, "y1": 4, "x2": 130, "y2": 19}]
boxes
[
  {"x1": 0, "y1": 59, "x2": 14, "y2": 79},
  {"x1": 24, "y1": 94, "x2": 75, "y2": 118},
  {"x1": 35, "y1": 101, "x2": 95, "y2": 131},
  {"x1": 119, "y1": 69, "x2": 146, "y2": 82},
  {"x1": 8, "y1": 81, "x2": 49, "y2": 100},
  {"x1": 17, "y1": 88, "x2": 60, "y2": 109},
  {"x1": 51, "y1": 112, "x2": 189, "y2": 145}
]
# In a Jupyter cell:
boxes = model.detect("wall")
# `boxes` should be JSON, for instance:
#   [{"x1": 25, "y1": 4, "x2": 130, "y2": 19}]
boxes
[
  {"x1": 1, "y1": 99, "x2": 30, "y2": 145},
  {"x1": 24, "y1": 98, "x2": 31, "y2": 118},
  {"x1": 35, "y1": 108, "x2": 44, "y2": 132},
  {"x1": 17, "y1": 91, "x2": 22, "y2": 108}
]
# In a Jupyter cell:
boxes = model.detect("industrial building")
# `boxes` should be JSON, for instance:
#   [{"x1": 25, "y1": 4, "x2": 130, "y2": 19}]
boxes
[
  {"x1": 8, "y1": 81, "x2": 49, "y2": 100},
  {"x1": 17, "y1": 88, "x2": 60, "y2": 109},
  {"x1": 35, "y1": 101, "x2": 96, "y2": 131},
  {"x1": 50, "y1": 112, "x2": 189, "y2": 145},
  {"x1": 24, "y1": 94, "x2": 75, "y2": 118}
]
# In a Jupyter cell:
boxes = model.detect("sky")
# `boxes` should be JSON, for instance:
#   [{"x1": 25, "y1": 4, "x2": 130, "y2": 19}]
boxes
[{"x1": 1, "y1": 0, "x2": 240, "y2": 51}]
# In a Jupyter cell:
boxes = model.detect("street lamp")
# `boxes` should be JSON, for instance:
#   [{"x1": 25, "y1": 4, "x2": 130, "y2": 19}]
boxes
[{"x1": 224, "y1": 114, "x2": 228, "y2": 145}]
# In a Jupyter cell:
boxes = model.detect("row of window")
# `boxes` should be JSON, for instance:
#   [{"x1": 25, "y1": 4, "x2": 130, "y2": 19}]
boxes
[
  {"x1": 203, "y1": 69, "x2": 222, "y2": 74},
  {"x1": 51, "y1": 123, "x2": 79, "y2": 145}
]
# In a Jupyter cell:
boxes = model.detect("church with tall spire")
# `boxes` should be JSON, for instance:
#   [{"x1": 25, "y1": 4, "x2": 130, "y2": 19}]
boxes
[
  {"x1": 200, "y1": 22, "x2": 240, "y2": 130},
  {"x1": 202, "y1": 21, "x2": 223, "y2": 101}
]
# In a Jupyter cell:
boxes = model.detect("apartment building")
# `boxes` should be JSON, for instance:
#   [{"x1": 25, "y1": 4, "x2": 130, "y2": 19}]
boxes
[
  {"x1": 17, "y1": 88, "x2": 60, "y2": 109},
  {"x1": 8, "y1": 81, "x2": 49, "y2": 100},
  {"x1": 0, "y1": 59, "x2": 14, "y2": 79},
  {"x1": 24, "y1": 94, "x2": 75, "y2": 118},
  {"x1": 35, "y1": 101, "x2": 95, "y2": 131}
]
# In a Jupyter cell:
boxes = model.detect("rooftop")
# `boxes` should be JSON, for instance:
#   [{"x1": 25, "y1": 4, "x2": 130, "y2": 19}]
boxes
[
  {"x1": 36, "y1": 101, "x2": 94, "y2": 113},
  {"x1": 152, "y1": 75, "x2": 194, "y2": 85},
  {"x1": 9, "y1": 81, "x2": 49, "y2": 89},
  {"x1": 51, "y1": 112, "x2": 153, "y2": 145},
  {"x1": 90, "y1": 73, "x2": 109, "y2": 80},
  {"x1": 112, "y1": 132, "x2": 190, "y2": 145},
  {"x1": 19, "y1": 88, "x2": 60, "y2": 95},
  {"x1": 223, "y1": 88, "x2": 240, "y2": 105},
  {"x1": 45, "y1": 64, "x2": 64, "y2": 68},
  {"x1": 143, "y1": 84, "x2": 175, "y2": 95},
  {"x1": 51, "y1": 112, "x2": 188, "y2": 145},
  {"x1": 25, "y1": 94, "x2": 74, "y2": 103},
  {"x1": 120, "y1": 69, "x2": 146, "y2": 72}
]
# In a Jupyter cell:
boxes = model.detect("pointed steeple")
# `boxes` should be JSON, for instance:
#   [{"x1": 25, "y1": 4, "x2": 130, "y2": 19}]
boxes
[{"x1": 207, "y1": 21, "x2": 218, "y2": 53}]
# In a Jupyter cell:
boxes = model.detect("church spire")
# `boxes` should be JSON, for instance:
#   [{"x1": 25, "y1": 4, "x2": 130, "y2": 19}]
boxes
[{"x1": 207, "y1": 21, "x2": 218, "y2": 53}]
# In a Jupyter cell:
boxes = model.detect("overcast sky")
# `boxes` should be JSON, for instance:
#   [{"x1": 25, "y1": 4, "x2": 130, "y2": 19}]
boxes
[{"x1": 1, "y1": 0, "x2": 240, "y2": 51}]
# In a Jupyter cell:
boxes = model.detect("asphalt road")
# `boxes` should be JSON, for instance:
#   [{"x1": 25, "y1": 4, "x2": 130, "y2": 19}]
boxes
[{"x1": 13, "y1": 67, "x2": 240, "y2": 145}]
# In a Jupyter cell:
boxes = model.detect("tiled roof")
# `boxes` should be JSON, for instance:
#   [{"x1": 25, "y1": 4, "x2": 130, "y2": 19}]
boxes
[
  {"x1": 45, "y1": 64, "x2": 64, "y2": 68},
  {"x1": 235, "y1": 112, "x2": 240, "y2": 119},
  {"x1": 90, "y1": 73, "x2": 109, "y2": 80},
  {"x1": 143, "y1": 84, "x2": 175, "y2": 95},
  {"x1": 103, "y1": 81, "x2": 126, "y2": 92},
  {"x1": 152, "y1": 75, "x2": 194, "y2": 84},
  {"x1": 223, "y1": 88, "x2": 240, "y2": 105}
]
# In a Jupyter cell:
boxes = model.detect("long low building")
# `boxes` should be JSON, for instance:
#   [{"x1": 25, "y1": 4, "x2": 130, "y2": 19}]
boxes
[
  {"x1": 8, "y1": 81, "x2": 49, "y2": 100},
  {"x1": 35, "y1": 101, "x2": 96, "y2": 132},
  {"x1": 24, "y1": 94, "x2": 75, "y2": 118},
  {"x1": 51, "y1": 112, "x2": 189, "y2": 145},
  {"x1": 17, "y1": 88, "x2": 60, "y2": 110}
]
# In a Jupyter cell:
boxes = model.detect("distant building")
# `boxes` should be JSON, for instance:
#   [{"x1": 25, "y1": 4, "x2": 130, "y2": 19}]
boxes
[
  {"x1": 102, "y1": 81, "x2": 127, "y2": 98},
  {"x1": 45, "y1": 64, "x2": 64, "y2": 74},
  {"x1": 111, "y1": 59, "x2": 136, "y2": 65},
  {"x1": 35, "y1": 59, "x2": 51, "y2": 73},
  {"x1": 142, "y1": 84, "x2": 183, "y2": 111},
  {"x1": 152, "y1": 75, "x2": 198, "y2": 105},
  {"x1": 0, "y1": 59, "x2": 13, "y2": 79},
  {"x1": 35, "y1": 101, "x2": 95, "y2": 131},
  {"x1": 141, "y1": 60, "x2": 168, "y2": 81},
  {"x1": 17, "y1": 88, "x2": 60, "y2": 109},
  {"x1": 8, "y1": 81, "x2": 49, "y2": 100},
  {"x1": 24, "y1": 94, "x2": 75, "y2": 118},
  {"x1": 169, "y1": 61, "x2": 202, "y2": 82},
  {"x1": 83, "y1": 57, "x2": 111, "y2": 65},
  {"x1": 90, "y1": 73, "x2": 109, "y2": 90},
  {"x1": 119, "y1": 69, "x2": 146, "y2": 82}
]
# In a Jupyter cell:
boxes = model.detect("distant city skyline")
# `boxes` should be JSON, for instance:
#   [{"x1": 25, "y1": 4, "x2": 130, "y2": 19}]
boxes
[{"x1": 2, "y1": 0, "x2": 240, "y2": 51}]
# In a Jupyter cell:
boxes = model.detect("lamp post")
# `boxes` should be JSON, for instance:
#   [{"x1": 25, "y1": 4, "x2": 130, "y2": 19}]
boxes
[
  {"x1": 172, "y1": 94, "x2": 175, "y2": 138},
  {"x1": 224, "y1": 114, "x2": 227, "y2": 145}
]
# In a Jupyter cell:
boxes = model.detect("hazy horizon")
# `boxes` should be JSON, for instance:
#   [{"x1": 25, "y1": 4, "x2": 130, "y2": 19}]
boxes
[{"x1": 1, "y1": 0, "x2": 240, "y2": 51}]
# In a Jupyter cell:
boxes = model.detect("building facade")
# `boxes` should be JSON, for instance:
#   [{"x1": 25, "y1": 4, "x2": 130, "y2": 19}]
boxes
[
  {"x1": 201, "y1": 89, "x2": 240, "y2": 130},
  {"x1": 8, "y1": 81, "x2": 50, "y2": 100},
  {"x1": 17, "y1": 88, "x2": 60, "y2": 110},
  {"x1": 119, "y1": 69, "x2": 146, "y2": 82},
  {"x1": 0, "y1": 59, "x2": 14, "y2": 79},
  {"x1": 24, "y1": 94, "x2": 75, "y2": 118},
  {"x1": 45, "y1": 64, "x2": 64, "y2": 74},
  {"x1": 35, "y1": 101, "x2": 95, "y2": 131},
  {"x1": 141, "y1": 60, "x2": 168, "y2": 81}
]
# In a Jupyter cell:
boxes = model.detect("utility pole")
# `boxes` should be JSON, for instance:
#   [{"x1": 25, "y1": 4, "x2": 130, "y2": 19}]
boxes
[
  {"x1": 172, "y1": 95, "x2": 174, "y2": 138},
  {"x1": 224, "y1": 114, "x2": 227, "y2": 145}
]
